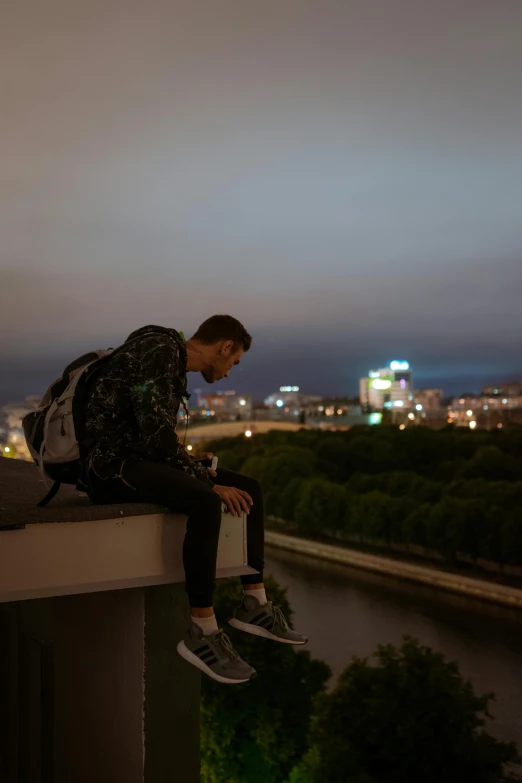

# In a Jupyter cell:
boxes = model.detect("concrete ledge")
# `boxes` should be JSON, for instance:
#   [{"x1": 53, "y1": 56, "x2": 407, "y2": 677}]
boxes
[
  {"x1": 0, "y1": 511, "x2": 254, "y2": 603},
  {"x1": 265, "y1": 530, "x2": 522, "y2": 610},
  {"x1": 0, "y1": 457, "x2": 255, "y2": 602}
]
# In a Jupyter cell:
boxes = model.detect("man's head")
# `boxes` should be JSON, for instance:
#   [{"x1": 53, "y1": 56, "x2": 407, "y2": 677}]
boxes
[{"x1": 186, "y1": 315, "x2": 252, "y2": 383}]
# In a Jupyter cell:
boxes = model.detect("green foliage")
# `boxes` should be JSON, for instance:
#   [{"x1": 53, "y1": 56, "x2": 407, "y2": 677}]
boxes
[
  {"x1": 458, "y1": 446, "x2": 522, "y2": 482},
  {"x1": 294, "y1": 478, "x2": 347, "y2": 537},
  {"x1": 291, "y1": 638, "x2": 521, "y2": 783},
  {"x1": 241, "y1": 446, "x2": 316, "y2": 517},
  {"x1": 200, "y1": 577, "x2": 331, "y2": 783},
  {"x1": 209, "y1": 427, "x2": 522, "y2": 565}
]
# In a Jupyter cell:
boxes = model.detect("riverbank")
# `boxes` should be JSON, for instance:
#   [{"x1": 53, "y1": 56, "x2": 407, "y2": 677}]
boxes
[{"x1": 265, "y1": 530, "x2": 522, "y2": 610}]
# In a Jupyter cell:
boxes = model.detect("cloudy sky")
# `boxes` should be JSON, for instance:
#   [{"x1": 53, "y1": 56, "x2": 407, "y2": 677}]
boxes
[{"x1": 1, "y1": 0, "x2": 521, "y2": 401}]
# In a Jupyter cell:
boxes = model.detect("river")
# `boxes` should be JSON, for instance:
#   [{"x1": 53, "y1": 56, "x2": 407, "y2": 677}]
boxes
[{"x1": 265, "y1": 545, "x2": 522, "y2": 749}]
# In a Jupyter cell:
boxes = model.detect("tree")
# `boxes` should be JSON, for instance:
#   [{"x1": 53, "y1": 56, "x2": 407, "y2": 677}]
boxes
[
  {"x1": 458, "y1": 446, "x2": 522, "y2": 482},
  {"x1": 200, "y1": 577, "x2": 331, "y2": 783},
  {"x1": 294, "y1": 478, "x2": 347, "y2": 537},
  {"x1": 315, "y1": 436, "x2": 352, "y2": 484},
  {"x1": 242, "y1": 447, "x2": 316, "y2": 518},
  {"x1": 291, "y1": 638, "x2": 521, "y2": 783},
  {"x1": 277, "y1": 477, "x2": 305, "y2": 525}
]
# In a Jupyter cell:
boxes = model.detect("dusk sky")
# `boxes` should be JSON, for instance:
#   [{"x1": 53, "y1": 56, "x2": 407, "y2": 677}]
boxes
[{"x1": 1, "y1": 0, "x2": 522, "y2": 401}]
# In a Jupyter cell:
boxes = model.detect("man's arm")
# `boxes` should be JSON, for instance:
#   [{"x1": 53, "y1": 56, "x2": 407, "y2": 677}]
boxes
[{"x1": 128, "y1": 334, "x2": 213, "y2": 486}]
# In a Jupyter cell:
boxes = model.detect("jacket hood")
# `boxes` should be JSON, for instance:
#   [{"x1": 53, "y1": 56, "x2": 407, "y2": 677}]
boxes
[{"x1": 124, "y1": 325, "x2": 189, "y2": 399}]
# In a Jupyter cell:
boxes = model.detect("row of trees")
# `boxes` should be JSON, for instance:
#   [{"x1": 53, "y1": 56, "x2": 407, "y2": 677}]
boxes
[
  {"x1": 210, "y1": 425, "x2": 522, "y2": 484},
  {"x1": 203, "y1": 426, "x2": 522, "y2": 567},
  {"x1": 201, "y1": 579, "x2": 521, "y2": 783}
]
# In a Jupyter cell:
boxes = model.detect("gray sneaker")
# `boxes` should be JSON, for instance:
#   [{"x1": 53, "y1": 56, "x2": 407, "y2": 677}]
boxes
[
  {"x1": 177, "y1": 623, "x2": 257, "y2": 684},
  {"x1": 228, "y1": 594, "x2": 308, "y2": 645}
]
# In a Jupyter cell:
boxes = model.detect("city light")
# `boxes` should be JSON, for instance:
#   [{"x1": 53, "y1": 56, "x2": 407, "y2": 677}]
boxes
[
  {"x1": 4, "y1": 446, "x2": 10, "y2": 453},
  {"x1": 187, "y1": 444, "x2": 193, "y2": 451},
  {"x1": 469, "y1": 421, "x2": 477, "y2": 430},
  {"x1": 337, "y1": 408, "x2": 343, "y2": 415},
  {"x1": 372, "y1": 379, "x2": 392, "y2": 390},
  {"x1": 245, "y1": 430, "x2": 252, "y2": 438},
  {"x1": 280, "y1": 386, "x2": 299, "y2": 392},
  {"x1": 276, "y1": 399, "x2": 284, "y2": 408},
  {"x1": 466, "y1": 410, "x2": 473, "y2": 417},
  {"x1": 393, "y1": 400, "x2": 404, "y2": 407},
  {"x1": 239, "y1": 399, "x2": 246, "y2": 406},
  {"x1": 368, "y1": 412, "x2": 382, "y2": 425},
  {"x1": 415, "y1": 404, "x2": 423, "y2": 411},
  {"x1": 399, "y1": 424, "x2": 406, "y2": 430},
  {"x1": 502, "y1": 399, "x2": 508, "y2": 404},
  {"x1": 390, "y1": 361, "x2": 410, "y2": 371},
  {"x1": 408, "y1": 413, "x2": 415, "y2": 420}
]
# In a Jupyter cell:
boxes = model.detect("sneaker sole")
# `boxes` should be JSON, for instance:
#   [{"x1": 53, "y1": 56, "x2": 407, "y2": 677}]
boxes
[
  {"x1": 228, "y1": 618, "x2": 308, "y2": 645},
  {"x1": 176, "y1": 641, "x2": 256, "y2": 684}
]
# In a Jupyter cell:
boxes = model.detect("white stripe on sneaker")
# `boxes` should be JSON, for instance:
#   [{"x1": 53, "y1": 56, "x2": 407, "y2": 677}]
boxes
[{"x1": 228, "y1": 618, "x2": 307, "y2": 644}]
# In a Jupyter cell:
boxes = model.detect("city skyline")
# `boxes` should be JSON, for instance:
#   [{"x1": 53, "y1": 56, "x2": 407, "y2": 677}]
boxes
[
  {"x1": 1, "y1": 0, "x2": 522, "y2": 401},
  {"x1": 1, "y1": 346, "x2": 521, "y2": 406}
]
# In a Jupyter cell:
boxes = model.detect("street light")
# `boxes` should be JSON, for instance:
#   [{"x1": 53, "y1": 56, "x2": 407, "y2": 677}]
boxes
[
  {"x1": 245, "y1": 430, "x2": 252, "y2": 438},
  {"x1": 469, "y1": 421, "x2": 477, "y2": 430}
]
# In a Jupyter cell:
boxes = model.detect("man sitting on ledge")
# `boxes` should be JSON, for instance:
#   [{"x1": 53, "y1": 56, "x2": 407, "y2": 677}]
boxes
[{"x1": 82, "y1": 314, "x2": 307, "y2": 684}]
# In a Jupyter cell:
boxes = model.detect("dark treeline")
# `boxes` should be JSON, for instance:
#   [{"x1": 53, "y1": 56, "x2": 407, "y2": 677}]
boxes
[{"x1": 204, "y1": 425, "x2": 522, "y2": 567}]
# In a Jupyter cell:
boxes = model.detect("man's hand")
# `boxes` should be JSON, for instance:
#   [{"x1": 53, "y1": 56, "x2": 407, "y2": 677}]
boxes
[
  {"x1": 191, "y1": 451, "x2": 217, "y2": 478},
  {"x1": 212, "y1": 485, "x2": 253, "y2": 517}
]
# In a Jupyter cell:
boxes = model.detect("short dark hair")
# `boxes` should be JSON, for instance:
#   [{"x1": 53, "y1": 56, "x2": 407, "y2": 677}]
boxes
[{"x1": 191, "y1": 315, "x2": 252, "y2": 352}]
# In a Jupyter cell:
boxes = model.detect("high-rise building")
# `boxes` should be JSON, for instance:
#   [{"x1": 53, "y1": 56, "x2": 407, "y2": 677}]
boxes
[{"x1": 359, "y1": 361, "x2": 413, "y2": 411}]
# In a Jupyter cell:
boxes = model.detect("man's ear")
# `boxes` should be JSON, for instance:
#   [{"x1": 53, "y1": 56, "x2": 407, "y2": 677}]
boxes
[{"x1": 221, "y1": 340, "x2": 234, "y2": 356}]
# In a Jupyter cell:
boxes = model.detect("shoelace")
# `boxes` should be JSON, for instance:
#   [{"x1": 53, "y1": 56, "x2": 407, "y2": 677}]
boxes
[
  {"x1": 271, "y1": 604, "x2": 289, "y2": 631},
  {"x1": 214, "y1": 630, "x2": 241, "y2": 660}
]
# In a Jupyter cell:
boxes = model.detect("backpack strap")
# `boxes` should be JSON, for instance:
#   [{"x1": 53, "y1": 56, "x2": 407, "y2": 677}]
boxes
[{"x1": 37, "y1": 480, "x2": 61, "y2": 507}]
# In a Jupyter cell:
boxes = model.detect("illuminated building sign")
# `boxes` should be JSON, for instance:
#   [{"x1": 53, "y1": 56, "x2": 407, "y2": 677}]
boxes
[{"x1": 371, "y1": 378, "x2": 392, "y2": 390}]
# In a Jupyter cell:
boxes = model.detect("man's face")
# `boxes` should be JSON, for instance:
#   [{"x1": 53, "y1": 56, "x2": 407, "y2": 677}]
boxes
[{"x1": 201, "y1": 342, "x2": 244, "y2": 384}]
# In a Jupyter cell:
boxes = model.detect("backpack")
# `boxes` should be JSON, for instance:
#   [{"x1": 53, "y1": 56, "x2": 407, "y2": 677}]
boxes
[
  {"x1": 22, "y1": 348, "x2": 115, "y2": 506},
  {"x1": 23, "y1": 327, "x2": 190, "y2": 507}
]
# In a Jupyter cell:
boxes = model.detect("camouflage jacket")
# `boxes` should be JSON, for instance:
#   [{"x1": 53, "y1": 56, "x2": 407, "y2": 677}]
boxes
[{"x1": 83, "y1": 325, "x2": 212, "y2": 486}]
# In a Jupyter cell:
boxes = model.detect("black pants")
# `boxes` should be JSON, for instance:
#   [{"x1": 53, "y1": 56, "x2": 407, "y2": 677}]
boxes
[{"x1": 87, "y1": 460, "x2": 264, "y2": 607}]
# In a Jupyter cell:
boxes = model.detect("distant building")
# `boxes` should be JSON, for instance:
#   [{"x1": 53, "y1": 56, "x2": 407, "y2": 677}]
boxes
[
  {"x1": 414, "y1": 389, "x2": 443, "y2": 412},
  {"x1": 359, "y1": 361, "x2": 413, "y2": 412},
  {"x1": 450, "y1": 394, "x2": 522, "y2": 413},
  {"x1": 482, "y1": 382, "x2": 522, "y2": 398},
  {"x1": 195, "y1": 390, "x2": 252, "y2": 421},
  {"x1": 0, "y1": 396, "x2": 39, "y2": 461},
  {"x1": 265, "y1": 386, "x2": 303, "y2": 416}
]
